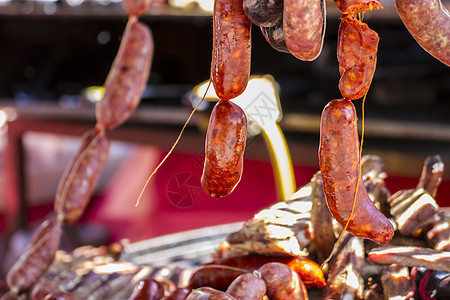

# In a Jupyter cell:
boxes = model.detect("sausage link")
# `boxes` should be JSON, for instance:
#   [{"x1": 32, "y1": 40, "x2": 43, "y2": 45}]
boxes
[
  {"x1": 318, "y1": 99, "x2": 394, "y2": 244},
  {"x1": 201, "y1": 101, "x2": 247, "y2": 198},
  {"x1": 283, "y1": 0, "x2": 325, "y2": 61},
  {"x1": 129, "y1": 278, "x2": 165, "y2": 300},
  {"x1": 122, "y1": 0, "x2": 152, "y2": 17},
  {"x1": 96, "y1": 18, "x2": 153, "y2": 129},
  {"x1": 337, "y1": 16, "x2": 379, "y2": 100},
  {"x1": 395, "y1": 0, "x2": 450, "y2": 66},
  {"x1": 211, "y1": 0, "x2": 251, "y2": 100},
  {"x1": 54, "y1": 128, "x2": 110, "y2": 224},
  {"x1": 164, "y1": 288, "x2": 191, "y2": 300},
  {"x1": 258, "y1": 262, "x2": 307, "y2": 300},
  {"x1": 225, "y1": 273, "x2": 266, "y2": 300},
  {"x1": 188, "y1": 265, "x2": 247, "y2": 292},
  {"x1": 30, "y1": 280, "x2": 78, "y2": 300},
  {"x1": 334, "y1": 0, "x2": 382, "y2": 14},
  {"x1": 260, "y1": 19, "x2": 290, "y2": 53},
  {"x1": 6, "y1": 218, "x2": 62, "y2": 294},
  {"x1": 243, "y1": 0, "x2": 283, "y2": 27},
  {"x1": 186, "y1": 288, "x2": 236, "y2": 300}
]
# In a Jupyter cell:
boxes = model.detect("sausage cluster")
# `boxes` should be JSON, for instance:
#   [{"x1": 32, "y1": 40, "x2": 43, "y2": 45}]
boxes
[{"x1": 4, "y1": 1, "x2": 154, "y2": 298}]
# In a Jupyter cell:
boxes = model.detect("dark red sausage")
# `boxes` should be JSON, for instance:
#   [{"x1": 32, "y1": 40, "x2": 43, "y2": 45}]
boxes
[
  {"x1": 188, "y1": 265, "x2": 247, "y2": 291},
  {"x1": 225, "y1": 273, "x2": 266, "y2": 300},
  {"x1": 186, "y1": 288, "x2": 236, "y2": 300},
  {"x1": 395, "y1": 0, "x2": 450, "y2": 66},
  {"x1": 201, "y1": 101, "x2": 247, "y2": 198},
  {"x1": 337, "y1": 16, "x2": 379, "y2": 100},
  {"x1": 283, "y1": 0, "x2": 324, "y2": 61},
  {"x1": 129, "y1": 279, "x2": 165, "y2": 300},
  {"x1": 96, "y1": 19, "x2": 153, "y2": 129},
  {"x1": 319, "y1": 99, "x2": 394, "y2": 244},
  {"x1": 122, "y1": 0, "x2": 152, "y2": 17},
  {"x1": 54, "y1": 128, "x2": 110, "y2": 224},
  {"x1": 211, "y1": 0, "x2": 251, "y2": 100},
  {"x1": 334, "y1": 0, "x2": 382, "y2": 14},
  {"x1": 243, "y1": 0, "x2": 283, "y2": 27},
  {"x1": 260, "y1": 18, "x2": 290, "y2": 53},
  {"x1": 258, "y1": 262, "x2": 307, "y2": 300},
  {"x1": 6, "y1": 218, "x2": 62, "y2": 294}
]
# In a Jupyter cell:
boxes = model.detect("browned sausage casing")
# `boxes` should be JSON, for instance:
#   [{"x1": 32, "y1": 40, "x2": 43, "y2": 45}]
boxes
[
  {"x1": 201, "y1": 101, "x2": 247, "y2": 198},
  {"x1": 6, "y1": 218, "x2": 62, "y2": 294},
  {"x1": 54, "y1": 128, "x2": 110, "y2": 224},
  {"x1": 96, "y1": 19, "x2": 153, "y2": 129},
  {"x1": 122, "y1": 0, "x2": 152, "y2": 17},
  {"x1": 395, "y1": 0, "x2": 450, "y2": 66},
  {"x1": 283, "y1": 0, "x2": 324, "y2": 61},
  {"x1": 225, "y1": 273, "x2": 266, "y2": 300},
  {"x1": 188, "y1": 265, "x2": 247, "y2": 291},
  {"x1": 186, "y1": 288, "x2": 236, "y2": 300},
  {"x1": 258, "y1": 262, "x2": 307, "y2": 300},
  {"x1": 319, "y1": 99, "x2": 394, "y2": 244},
  {"x1": 129, "y1": 278, "x2": 165, "y2": 300},
  {"x1": 337, "y1": 16, "x2": 379, "y2": 100},
  {"x1": 211, "y1": 0, "x2": 251, "y2": 100}
]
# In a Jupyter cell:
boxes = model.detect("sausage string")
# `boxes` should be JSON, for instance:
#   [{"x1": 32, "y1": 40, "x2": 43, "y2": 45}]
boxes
[{"x1": 135, "y1": 81, "x2": 212, "y2": 207}]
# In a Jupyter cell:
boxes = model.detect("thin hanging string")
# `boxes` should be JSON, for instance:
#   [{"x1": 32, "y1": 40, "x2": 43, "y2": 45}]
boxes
[
  {"x1": 135, "y1": 81, "x2": 212, "y2": 207},
  {"x1": 320, "y1": 93, "x2": 367, "y2": 268}
]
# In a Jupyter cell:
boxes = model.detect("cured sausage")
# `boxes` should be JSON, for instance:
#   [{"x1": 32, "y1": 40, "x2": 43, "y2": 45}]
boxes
[
  {"x1": 258, "y1": 262, "x2": 307, "y2": 300},
  {"x1": 186, "y1": 288, "x2": 236, "y2": 300},
  {"x1": 96, "y1": 18, "x2": 153, "y2": 129},
  {"x1": 211, "y1": 0, "x2": 251, "y2": 100},
  {"x1": 225, "y1": 273, "x2": 266, "y2": 300},
  {"x1": 243, "y1": 0, "x2": 283, "y2": 27},
  {"x1": 129, "y1": 278, "x2": 165, "y2": 300},
  {"x1": 334, "y1": 0, "x2": 382, "y2": 14},
  {"x1": 54, "y1": 128, "x2": 110, "y2": 224},
  {"x1": 319, "y1": 99, "x2": 394, "y2": 244},
  {"x1": 6, "y1": 218, "x2": 62, "y2": 294},
  {"x1": 201, "y1": 101, "x2": 247, "y2": 198},
  {"x1": 337, "y1": 16, "x2": 379, "y2": 100},
  {"x1": 260, "y1": 19, "x2": 290, "y2": 53},
  {"x1": 188, "y1": 265, "x2": 247, "y2": 291},
  {"x1": 283, "y1": 0, "x2": 325, "y2": 61},
  {"x1": 122, "y1": 0, "x2": 152, "y2": 17},
  {"x1": 395, "y1": 0, "x2": 450, "y2": 66}
]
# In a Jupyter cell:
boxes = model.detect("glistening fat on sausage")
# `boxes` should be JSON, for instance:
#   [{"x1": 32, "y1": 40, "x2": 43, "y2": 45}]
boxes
[
  {"x1": 319, "y1": 99, "x2": 394, "y2": 244},
  {"x1": 201, "y1": 101, "x2": 247, "y2": 198},
  {"x1": 96, "y1": 19, "x2": 153, "y2": 129},
  {"x1": 211, "y1": 0, "x2": 251, "y2": 100}
]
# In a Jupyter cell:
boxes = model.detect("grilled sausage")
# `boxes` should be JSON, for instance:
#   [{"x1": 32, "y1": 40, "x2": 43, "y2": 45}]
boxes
[
  {"x1": 258, "y1": 262, "x2": 308, "y2": 300},
  {"x1": 225, "y1": 273, "x2": 266, "y2": 300},
  {"x1": 188, "y1": 265, "x2": 247, "y2": 292},
  {"x1": 319, "y1": 99, "x2": 394, "y2": 244}
]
